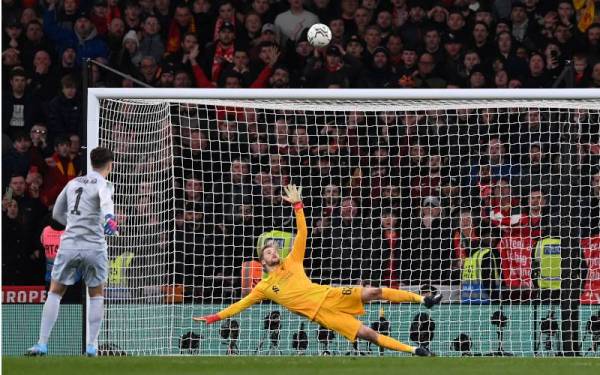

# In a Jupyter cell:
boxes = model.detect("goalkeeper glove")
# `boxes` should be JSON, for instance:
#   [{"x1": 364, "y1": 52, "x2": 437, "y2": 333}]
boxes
[
  {"x1": 193, "y1": 314, "x2": 221, "y2": 324},
  {"x1": 104, "y1": 214, "x2": 119, "y2": 236},
  {"x1": 282, "y1": 184, "x2": 303, "y2": 205}
]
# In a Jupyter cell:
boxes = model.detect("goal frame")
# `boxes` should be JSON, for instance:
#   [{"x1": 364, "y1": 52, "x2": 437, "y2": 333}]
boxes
[{"x1": 86, "y1": 88, "x2": 600, "y2": 356}]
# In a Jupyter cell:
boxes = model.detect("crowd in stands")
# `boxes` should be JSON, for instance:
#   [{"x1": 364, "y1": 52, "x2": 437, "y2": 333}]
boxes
[
  {"x1": 168, "y1": 107, "x2": 599, "y2": 300},
  {"x1": 2, "y1": 0, "x2": 600, "y2": 301}
]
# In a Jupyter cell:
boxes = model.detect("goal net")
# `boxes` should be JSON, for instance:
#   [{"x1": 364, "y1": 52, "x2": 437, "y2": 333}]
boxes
[{"x1": 92, "y1": 90, "x2": 600, "y2": 357}]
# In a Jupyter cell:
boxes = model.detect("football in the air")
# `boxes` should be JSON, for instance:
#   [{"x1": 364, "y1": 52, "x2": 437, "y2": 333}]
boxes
[{"x1": 307, "y1": 23, "x2": 332, "y2": 48}]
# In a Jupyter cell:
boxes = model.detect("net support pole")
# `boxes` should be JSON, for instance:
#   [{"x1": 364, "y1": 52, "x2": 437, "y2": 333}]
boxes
[{"x1": 559, "y1": 117, "x2": 583, "y2": 356}]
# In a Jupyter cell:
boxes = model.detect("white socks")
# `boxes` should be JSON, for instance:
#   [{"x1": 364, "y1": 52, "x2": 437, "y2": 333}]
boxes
[
  {"x1": 38, "y1": 292, "x2": 62, "y2": 345},
  {"x1": 87, "y1": 296, "x2": 104, "y2": 347}
]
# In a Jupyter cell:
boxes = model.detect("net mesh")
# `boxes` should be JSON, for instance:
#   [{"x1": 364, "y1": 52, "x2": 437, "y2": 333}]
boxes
[{"x1": 94, "y1": 98, "x2": 600, "y2": 356}]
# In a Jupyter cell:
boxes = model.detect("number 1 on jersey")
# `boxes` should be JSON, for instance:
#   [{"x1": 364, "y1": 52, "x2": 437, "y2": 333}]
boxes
[{"x1": 71, "y1": 187, "x2": 83, "y2": 215}]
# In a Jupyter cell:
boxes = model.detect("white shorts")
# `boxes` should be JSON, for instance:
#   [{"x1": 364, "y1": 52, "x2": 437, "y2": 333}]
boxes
[{"x1": 51, "y1": 249, "x2": 109, "y2": 288}]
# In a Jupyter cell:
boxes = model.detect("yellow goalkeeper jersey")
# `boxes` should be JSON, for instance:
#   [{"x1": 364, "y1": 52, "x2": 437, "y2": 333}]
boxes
[{"x1": 216, "y1": 208, "x2": 331, "y2": 321}]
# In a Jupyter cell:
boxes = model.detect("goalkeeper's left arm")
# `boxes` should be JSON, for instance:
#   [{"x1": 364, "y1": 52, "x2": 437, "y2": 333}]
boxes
[
  {"x1": 193, "y1": 289, "x2": 264, "y2": 324},
  {"x1": 282, "y1": 184, "x2": 307, "y2": 264}
]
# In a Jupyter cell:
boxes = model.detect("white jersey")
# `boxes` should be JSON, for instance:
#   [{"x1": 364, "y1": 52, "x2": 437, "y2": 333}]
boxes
[{"x1": 52, "y1": 170, "x2": 115, "y2": 251}]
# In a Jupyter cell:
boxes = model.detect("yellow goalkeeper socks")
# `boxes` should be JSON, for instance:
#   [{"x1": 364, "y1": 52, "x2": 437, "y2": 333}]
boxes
[
  {"x1": 376, "y1": 334, "x2": 415, "y2": 354},
  {"x1": 381, "y1": 288, "x2": 424, "y2": 304}
]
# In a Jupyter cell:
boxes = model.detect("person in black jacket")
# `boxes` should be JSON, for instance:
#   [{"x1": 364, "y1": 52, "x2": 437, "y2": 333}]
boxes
[
  {"x1": 3, "y1": 68, "x2": 39, "y2": 139},
  {"x1": 46, "y1": 74, "x2": 82, "y2": 139},
  {"x1": 401, "y1": 196, "x2": 452, "y2": 285},
  {"x1": 367, "y1": 47, "x2": 396, "y2": 88},
  {"x1": 305, "y1": 45, "x2": 365, "y2": 87},
  {"x1": 319, "y1": 197, "x2": 369, "y2": 285},
  {"x1": 364, "y1": 208, "x2": 403, "y2": 288},
  {"x1": 2, "y1": 199, "x2": 39, "y2": 285}
]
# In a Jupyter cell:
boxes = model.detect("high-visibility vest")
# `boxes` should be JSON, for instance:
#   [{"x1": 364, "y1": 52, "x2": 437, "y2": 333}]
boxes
[
  {"x1": 461, "y1": 248, "x2": 498, "y2": 304},
  {"x1": 535, "y1": 237, "x2": 561, "y2": 290},
  {"x1": 109, "y1": 252, "x2": 134, "y2": 286},
  {"x1": 256, "y1": 230, "x2": 293, "y2": 258},
  {"x1": 256, "y1": 230, "x2": 294, "y2": 279},
  {"x1": 40, "y1": 226, "x2": 64, "y2": 283},
  {"x1": 241, "y1": 260, "x2": 262, "y2": 296}
]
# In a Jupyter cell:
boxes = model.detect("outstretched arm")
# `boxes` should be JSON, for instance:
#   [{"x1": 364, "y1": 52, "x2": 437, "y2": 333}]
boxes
[
  {"x1": 282, "y1": 185, "x2": 307, "y2": 263},
  {"x1": 193, "y1": 289, "x2": 264, "y2": 323}
]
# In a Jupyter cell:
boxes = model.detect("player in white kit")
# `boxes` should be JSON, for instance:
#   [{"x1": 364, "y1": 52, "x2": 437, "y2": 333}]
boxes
[{"x1": 26, "y1": 147, "x2": 119, "y2": 357}]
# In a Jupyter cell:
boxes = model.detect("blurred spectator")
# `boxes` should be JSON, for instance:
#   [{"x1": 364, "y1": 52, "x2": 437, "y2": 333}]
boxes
[
  {"x1": 2, "y1": 199, "x2": 38, "y2": 285},
  {"x1": 452, "y1": 208, "x2": 480, "y2": 272},
  {"x1": 68, "y1": 133, "x2": 81, "y2": 162},
  {"x1": 413, "y1": 52, "x2": 446, "y2": 88},
  {"x1": 40, "y1": 135, "x2": 79, "y2": 206},
  {"x1": 30, "y1": 49, "x2": 60, "y2": 107},
  {"x1": 37, "y1": 216, "x2": 64, "y2": 284},
  {"x1": 47, "y1": 74, "x2": 82, "y2": 138},
  {"x1": 367, "y1": 47, "x2": 395, "y2": 87},
  {"x1": 106, "y1": 16, "x2": 126, "y2": 51},
  {"x1": 90, "y1": 0, "x2": 110, "y2": 36},
  {"x1": 122, "y1": 0, "x2": 143, "y2": 32},
  {"x1": 201, "y1": 22, "x2": 237, "y2": 84},
  {"x1": 366, "y1": 208, "x2": 401, "y2": 288},
  {"x1": 520, "y1": 188, "x2": 546, "y2": 239},
  {"x1": 44, "y1": 4, "x2": 109, "y2": 62},
  {"x1": 139, "y1": 15, "x2": 165, "y2": 62},
  {"x1": 4, "y1": 173, "x2": 46, "y2": 229},
  {"x1": 3, "y1": 133, "x2": 33, "y2": 187},
  {"x1": 268, "y1": 66, "x2": 290, "y2": 88},
  {"x1": 2, "y1": 48, "x2": 22, "y2": 89},
  {"x1": 523, "y1": 52, "x2": 549, "y2": 88},
  {"x1": 139, "y1": 56, "x2": 159, "y2": 85},
  {"x1": 157, "y1": 61, "x2": 175, "y2": 87},
  {"x1": 58, "y1": 46, "x2": 77, "y2": 77},
  {"x1": 469, "y1": 137, "x2": 519, "y2": 186},
  {"x1": 486, "y1": 178, "x2": 521, "y2": 236},
  {"x1": 410, "y1": 153, "x2": 442, "y2": 202},
  {"x1": 518, "y1": 142, "x2": 551, "y2": 192},
  {"x1": 218, "y1": 200, "x2": 259, "y2": 261},
  {"x1": 322, "y1": 197, "x2": 366, "y2": 285},
  {"x1": 21, "y1": 20, "x2": 53, "y2": 73},
  {"x1": 460, "y1": 226, "x2": 502, "y2": 303},
  {"x1": 3, "y1": 68, "x2": 38, "y2": 138},
  {"x1": 29, "y1": 123, "x2": 53, "y2": 166},
  {"x1": 3, "y1": 20, "x2": 23, "y2": 51},
  {"x1": 275, "y1": 0, "x2": 319, "y2": 44},
  {"x1": 165, "y1": 4, "x2": 195, "y2": 55},
  {"x1": 401, "y1": 196, "x2": 452, "y2": 285},
  {"x1": 111, "y1": 29, "x2": 142, "y2": 77}
]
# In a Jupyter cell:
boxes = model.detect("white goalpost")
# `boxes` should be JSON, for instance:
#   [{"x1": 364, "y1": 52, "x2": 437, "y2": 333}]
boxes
[{"x1": 87, "y1": 89, "x2": 600, "y2": 356}]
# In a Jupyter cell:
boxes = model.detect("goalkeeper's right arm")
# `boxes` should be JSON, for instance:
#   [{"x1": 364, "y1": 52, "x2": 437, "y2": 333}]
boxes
[
  {"x1": 282, "y1": 184, "x2": 307, "y2": 263},
  {"x1": 193, "y1": 289, "x2": 264, "y2": 323}
]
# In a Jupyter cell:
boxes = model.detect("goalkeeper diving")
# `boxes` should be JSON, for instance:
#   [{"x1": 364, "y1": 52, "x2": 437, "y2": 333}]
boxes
[{"x1": 194, "y1": 184, "x2": 441, "y2": 356}]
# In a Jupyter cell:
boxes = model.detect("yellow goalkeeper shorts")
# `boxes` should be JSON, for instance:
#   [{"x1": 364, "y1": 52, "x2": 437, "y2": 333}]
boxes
[{"x1": 313, "y1": 287, "x2": 365, "y2": 342}]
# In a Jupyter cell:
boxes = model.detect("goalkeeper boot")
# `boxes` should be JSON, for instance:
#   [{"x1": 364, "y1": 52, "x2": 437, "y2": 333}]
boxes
[
  {"x1": 25, "y1": 343, "x2": 48, "y2": 356},
  {"x1": 85, "y1": 344, "x2": 98, "y2": 357},
  {"x1": 423, "y1": 293, "x2": 443, "y2": 309},
  {"x1": 414, "y1": 346, "x2": 435, "y2": 357}
]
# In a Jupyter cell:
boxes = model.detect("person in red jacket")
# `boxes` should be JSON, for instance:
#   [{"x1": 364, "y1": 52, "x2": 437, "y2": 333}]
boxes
[
  {"x1": 40, "y1": 136, "x2": 79, "y2": 206},
  {"x1": 485, "y1": 177, "x2": 521, "y2": 235},
  {"x1": 189, "y1": 43, "x2": 279, "y2": 88}
]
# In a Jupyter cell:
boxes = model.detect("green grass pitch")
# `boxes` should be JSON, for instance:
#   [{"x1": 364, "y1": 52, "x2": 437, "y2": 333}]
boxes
[{"x1": 3, "y1": 357, "x2": 600, "y2": 375}]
